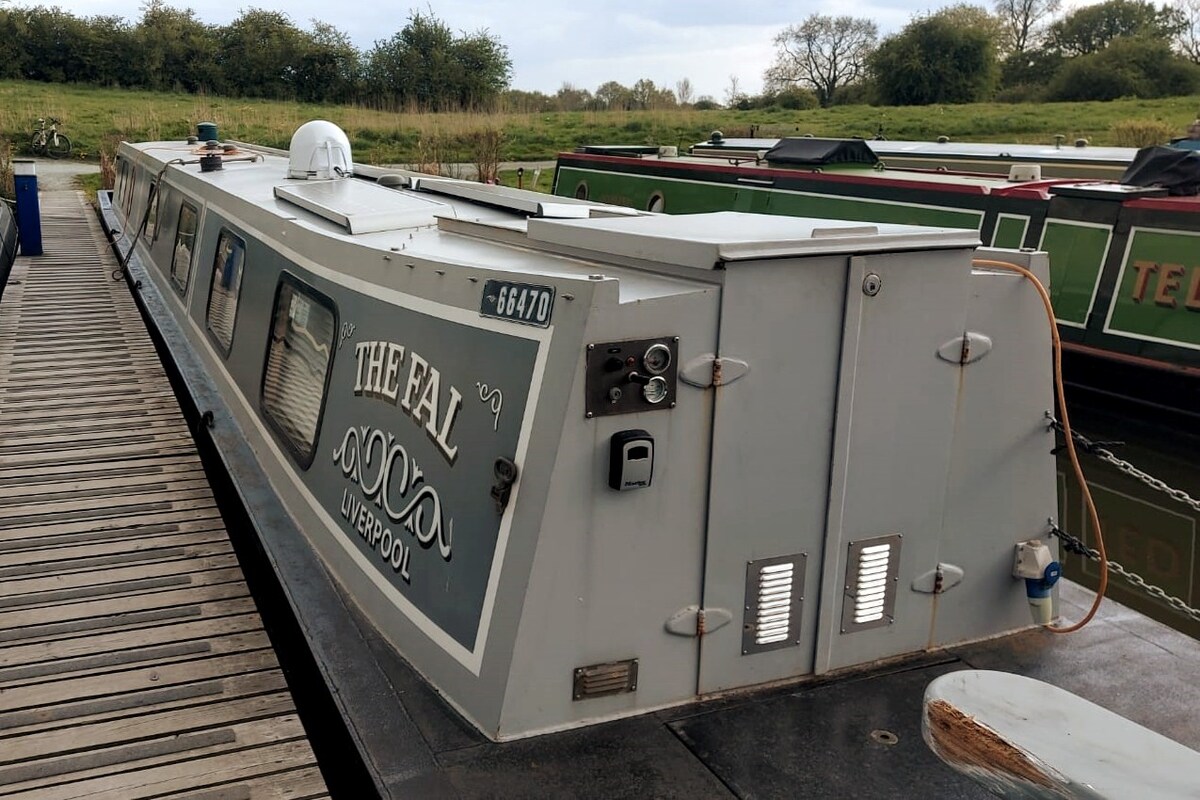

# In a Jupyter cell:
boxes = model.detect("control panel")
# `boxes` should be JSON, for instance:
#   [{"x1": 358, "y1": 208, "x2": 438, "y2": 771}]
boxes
[{"x1": 584, "y1": 337, "x2": 679, "y2": 418}]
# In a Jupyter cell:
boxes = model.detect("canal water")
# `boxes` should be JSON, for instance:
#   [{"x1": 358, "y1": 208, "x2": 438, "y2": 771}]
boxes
[{"x1": 1058, "y1": 395, "x2": 1200, "y2": 640}]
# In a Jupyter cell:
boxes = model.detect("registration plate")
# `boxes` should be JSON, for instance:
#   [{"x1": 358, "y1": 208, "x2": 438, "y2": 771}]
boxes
[{"x1": 480, "y1": 280, "x2": 555, "y2": 328}]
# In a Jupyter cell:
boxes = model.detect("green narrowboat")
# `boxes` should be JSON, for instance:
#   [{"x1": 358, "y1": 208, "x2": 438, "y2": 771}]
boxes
[{"x1": 554, "y1": 138, "x2": 1200, "y2": 423}]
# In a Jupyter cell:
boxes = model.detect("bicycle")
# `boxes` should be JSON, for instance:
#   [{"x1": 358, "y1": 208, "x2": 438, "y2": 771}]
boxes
[{"x1": 31, "y1": 117, "x2": 71, "y2": 159}]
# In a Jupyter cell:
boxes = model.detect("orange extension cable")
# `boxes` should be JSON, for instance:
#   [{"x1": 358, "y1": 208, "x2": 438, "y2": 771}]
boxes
[{"x1": 973, "y1": 258, "x2": 1108, "y2": 633}]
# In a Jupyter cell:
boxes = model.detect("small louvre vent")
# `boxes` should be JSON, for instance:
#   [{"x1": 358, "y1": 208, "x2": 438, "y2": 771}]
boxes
[
  {"x1": 841, "y1": 534, "x2": 902, "y2": 633},
  {"x1": 572, "y1": 659, "x2": 638, "y2": 701},
  {"x1": 742, "y1": 553, "x2": 807, "y2": 655}
]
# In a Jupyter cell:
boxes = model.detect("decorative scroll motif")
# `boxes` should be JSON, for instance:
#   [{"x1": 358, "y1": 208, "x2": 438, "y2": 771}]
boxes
[
  {"x1": 476, "y1": 382, "x2": 503, "y2": 432},
  {"x1": 333, "y1": 425, "x2": 453, "y2": 561}
]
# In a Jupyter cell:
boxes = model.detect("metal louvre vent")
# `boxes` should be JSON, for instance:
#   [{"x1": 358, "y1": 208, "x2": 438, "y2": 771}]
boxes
[
  {"x1": 742, "y1": 553, "x2": 807, "y2": 655},
  {"x1": 572, "y1": 659, "x2": 638, "y2": 701},
  {"x1": 841, "y1": 534, "x2": 902, "y2": 633}
]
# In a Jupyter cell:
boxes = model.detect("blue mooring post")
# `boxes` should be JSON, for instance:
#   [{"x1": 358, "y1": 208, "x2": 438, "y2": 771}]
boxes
[{"x1": 13, "y1": 159, "x2": 42, "y2": 256}]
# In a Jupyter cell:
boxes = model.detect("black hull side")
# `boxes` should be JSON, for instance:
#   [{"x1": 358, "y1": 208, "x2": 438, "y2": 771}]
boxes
[
  {"x1": 0, "y1": 200, "x2": 18, "y2": 306},
  {"x1": 1063, "y1": 343, "x2": 1200, "y2": 432}
]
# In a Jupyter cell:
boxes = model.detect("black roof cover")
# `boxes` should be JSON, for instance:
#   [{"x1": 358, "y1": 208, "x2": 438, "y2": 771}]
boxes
[
  {"x1": 763, "y1": 138, "x2": 880, "y2": 166},
  {"x1": 1119, "y1": 146, "x2": 1200, "y2": 195}
]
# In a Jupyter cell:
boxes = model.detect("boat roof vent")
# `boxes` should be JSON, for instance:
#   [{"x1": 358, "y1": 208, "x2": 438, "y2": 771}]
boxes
[{"x1": 288, "y1": 120, "x2": 353, "y2": 181}]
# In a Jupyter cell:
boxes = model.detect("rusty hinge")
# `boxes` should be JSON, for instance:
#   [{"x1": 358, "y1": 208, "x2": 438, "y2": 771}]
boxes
[
  {"x1": 664, "y1": 605, "x2": 733, "y2": 637},
  {"x1": 936, "y1": 332, "x2": 993, "y2": 366},
  {"x1": 679, "y1": 355, "x2": 750, "y2": 388}
]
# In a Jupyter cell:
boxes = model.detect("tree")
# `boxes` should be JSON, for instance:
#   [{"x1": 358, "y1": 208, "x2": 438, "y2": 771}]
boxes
[
  {"x1": 594, "y1": 80, "x2": 633, "y2": 110},
  {"x1": 1177, "y1": 0, "x2": 1200, "y2": 63},
  {"x1": 993, "y1": 0, "x2": 1060, "y2": 54},
  {"x1": 724, "y1": 74, "x2": 745, "y2": 108},
  {"x1": 449, "y1": 28, "x2": 511, "y2": 109},
  {"x1": 1046, "y1": 0, "x2": 1185, "y2": 56},
  {"x1": 294, "y1": 21, "x2": 361, "y2": 103},
  {"x1": 764, "y1": 15, "x2": 877, "y2": 107},
  {"x1": 554, "y1": 83, "x2": 592, "y2": 111},
  {"x1": 869, "y1": 13, "x2": 998, "y2": 104},
  {"x1": 630, "y1": 78, "x2": 675, "y2": 109},
  {"x1": 0, "y1": 8, "x2": 30, "y2": 79},
  {"x1": 134, "y1": 1, "x2": 221, "y2": 93},
  {"x1": 1045, "y1": 35, "x2": 1200, "y2": 99},
  {"x1": 998, "y1": 47, "x2": 1064, "y2": 97},
  {"x1": 219, "y1": 8, "x2": 305, "y2": 98},
  {"x1": 366, "y1": 11, "x2": 510, "y2": 110},
  {"x1": 675, "y1": 77, "x2": 694, "y2": 106}
]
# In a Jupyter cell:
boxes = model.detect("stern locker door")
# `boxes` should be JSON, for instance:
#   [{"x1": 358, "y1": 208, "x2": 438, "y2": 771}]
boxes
[{"x1": 698, "y1": 250, "x2": 973, "y2": 693}]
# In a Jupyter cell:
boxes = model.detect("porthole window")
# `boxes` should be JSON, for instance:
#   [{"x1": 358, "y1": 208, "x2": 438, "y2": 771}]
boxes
[
  {"x1": 205, "y1": 229, "x2": 246, "y2": 355},
  {"x1": 575, "y1": 181, "x2": 589, "y2": 200},
  {"x1": 647, "y1": 192, "x2": 665, "y2": 213},
  {"x1": 143, "y1": 183, "x2": 159, "y2": 242},
  {"x1": 261, "y1": 275, "x2": 336, "y2": 468},
  {"x1": 170, "y1": 202, "x2": 197, "y2": 295}
]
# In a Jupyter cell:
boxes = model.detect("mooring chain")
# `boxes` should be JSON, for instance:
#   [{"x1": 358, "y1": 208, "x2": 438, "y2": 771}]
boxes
[
  {"x1": 1047, "y1": 416, "x2": 1200, "y2": 515},
  {"x1": 1050, "y1": 523, "x2": 1200, "y2": 625}
]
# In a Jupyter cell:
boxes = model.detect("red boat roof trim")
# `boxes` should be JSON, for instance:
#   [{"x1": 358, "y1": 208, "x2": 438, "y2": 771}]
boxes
[{"x1": 558, "y1": 152, "x2": 992, "y2": 196}]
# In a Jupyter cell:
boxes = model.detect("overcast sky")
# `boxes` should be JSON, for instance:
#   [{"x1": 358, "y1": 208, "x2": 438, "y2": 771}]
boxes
[{"x1": 24, "y1": 0, "x2": 1104, "y2": 100}]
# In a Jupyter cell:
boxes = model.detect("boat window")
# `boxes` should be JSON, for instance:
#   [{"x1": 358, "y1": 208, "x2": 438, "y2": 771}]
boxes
[
  {"x1": 574, "y1": 181, "x2": 589, "y2": 200},
  {"x1": 205, "y1": 229, "x2": 246, "y2": 355},
  {"x1": 117, "y1": 161, "x2": 131, "y2": 216},
  {"x1": 124, "y1": 166, "x2": 136, "y2": 217},
  {"x1": 170, "y1": 202, "x2": 198, "y2": 295},
  {"x1": 143, "y1": 182, "x2": 159, "y2": 242},
  {"x1": 647, "y1": 192, "x2": 665, "y2": 213},
  {"x1": 261, "y1": 275, "x2": 336, "y2": 468}
]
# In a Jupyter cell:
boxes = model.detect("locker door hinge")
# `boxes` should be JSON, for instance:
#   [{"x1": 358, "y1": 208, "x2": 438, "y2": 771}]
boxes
[
  {"x1": 665, "y1": 605, "x2": 733, "y2": 637},
  {"x1": 679, "y1": 354, "x2": 750, "y2": 388}
]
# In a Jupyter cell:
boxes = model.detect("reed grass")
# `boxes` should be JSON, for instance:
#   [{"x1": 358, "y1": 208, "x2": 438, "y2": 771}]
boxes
[
  {"x1": 0, "y1": 138, "x2": 13, "y2": 200},
  {"x1": 4, "y1": 80, "x2": 1200, "y2": 166}
]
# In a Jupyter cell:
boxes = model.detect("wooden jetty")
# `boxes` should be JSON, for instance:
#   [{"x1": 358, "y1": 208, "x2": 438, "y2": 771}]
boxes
[{"x1": 0, "y1": 191, "x2": 329, "y2": 799}]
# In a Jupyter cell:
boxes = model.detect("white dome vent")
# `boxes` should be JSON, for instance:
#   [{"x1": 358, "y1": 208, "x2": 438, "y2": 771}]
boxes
[{"x1": 288, "y1": 120, "x2": 353, "y2": 180}]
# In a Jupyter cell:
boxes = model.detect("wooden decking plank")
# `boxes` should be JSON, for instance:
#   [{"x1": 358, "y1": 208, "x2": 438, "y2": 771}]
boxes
[
  {"x1": 3, "y1": 735, "x2": 319, "y2": 800},
  {"x1": 0, "y1": 191, "x2": 326, "y2": 795},
  {"x1": 0, "y1": 494, "x2": 219, "y2": 532},
  {"x1": 0, "y1": 666, "x2": 285, "y2": 739},
  {"x1": 0, "y1": 409, "x2": 184, "y2": 432},
  {"x1": 0, "y1": 648, "x2": 280, "y2": 714},
  {"x1": 0, "y1": 520, "x2": 225, "y2": 556},
  {"x1": 0, "y1": 508, "x2": 228, "y2": 544},
  {"x1": 0, "y1": 420, "x2": 189, "y2": 449},
  {"x1": 0, "y1": 515, "x2": 225, "y2": 560},
  {"x1": 1, "y1": 558, "x2": 241, "y2": 609},
  {"x1": 0, "y1": 469, "x2": 205, "y2": 501},
  {"x1": 154, "y1": 766, "x2": 331, "y2": 800},
  {"x1": 1, "y1": 563, "x2": 243, "y2": 614},
  {"x1": 0, "y1": 580, "x2": 249, "y2": 639},
  {"x1": 0, "y1": 468, "x2": 207, "y2": 500},
  {"x1": 0, "y1": 454, "x2": 200, "y2": 483},
  {"x1": 0, "y1": 691, "x2": 297, "y2": 767},
  {"x1": 0, "y1": 392, "x2": 179, "y2": 415},
  {"x1": 0, "y1": 439, "x2": 201, "y2": 468},
  {"x1": 2, "y1": 596, "x2": 260, "y2": 652},
  {"x1": 0, "y1": 610, "x2": 263, "y2": 670},
  {"x1": 0, "y1": 630, "x2": 271, "y2": 689}
]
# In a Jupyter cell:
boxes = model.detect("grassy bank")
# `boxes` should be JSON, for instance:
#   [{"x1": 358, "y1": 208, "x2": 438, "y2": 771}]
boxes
[{"x1": 3, "y1": 80, "x2": 1200, "y2": 166}]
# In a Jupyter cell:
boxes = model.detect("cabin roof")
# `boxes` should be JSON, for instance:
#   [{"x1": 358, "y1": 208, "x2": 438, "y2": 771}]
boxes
[
  {"x1": 528, "y1": 210, "x2": 978, "y2": 269},
  {"x1": 692, "y1": 136, "x2": 1141, "y2": 166}
]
